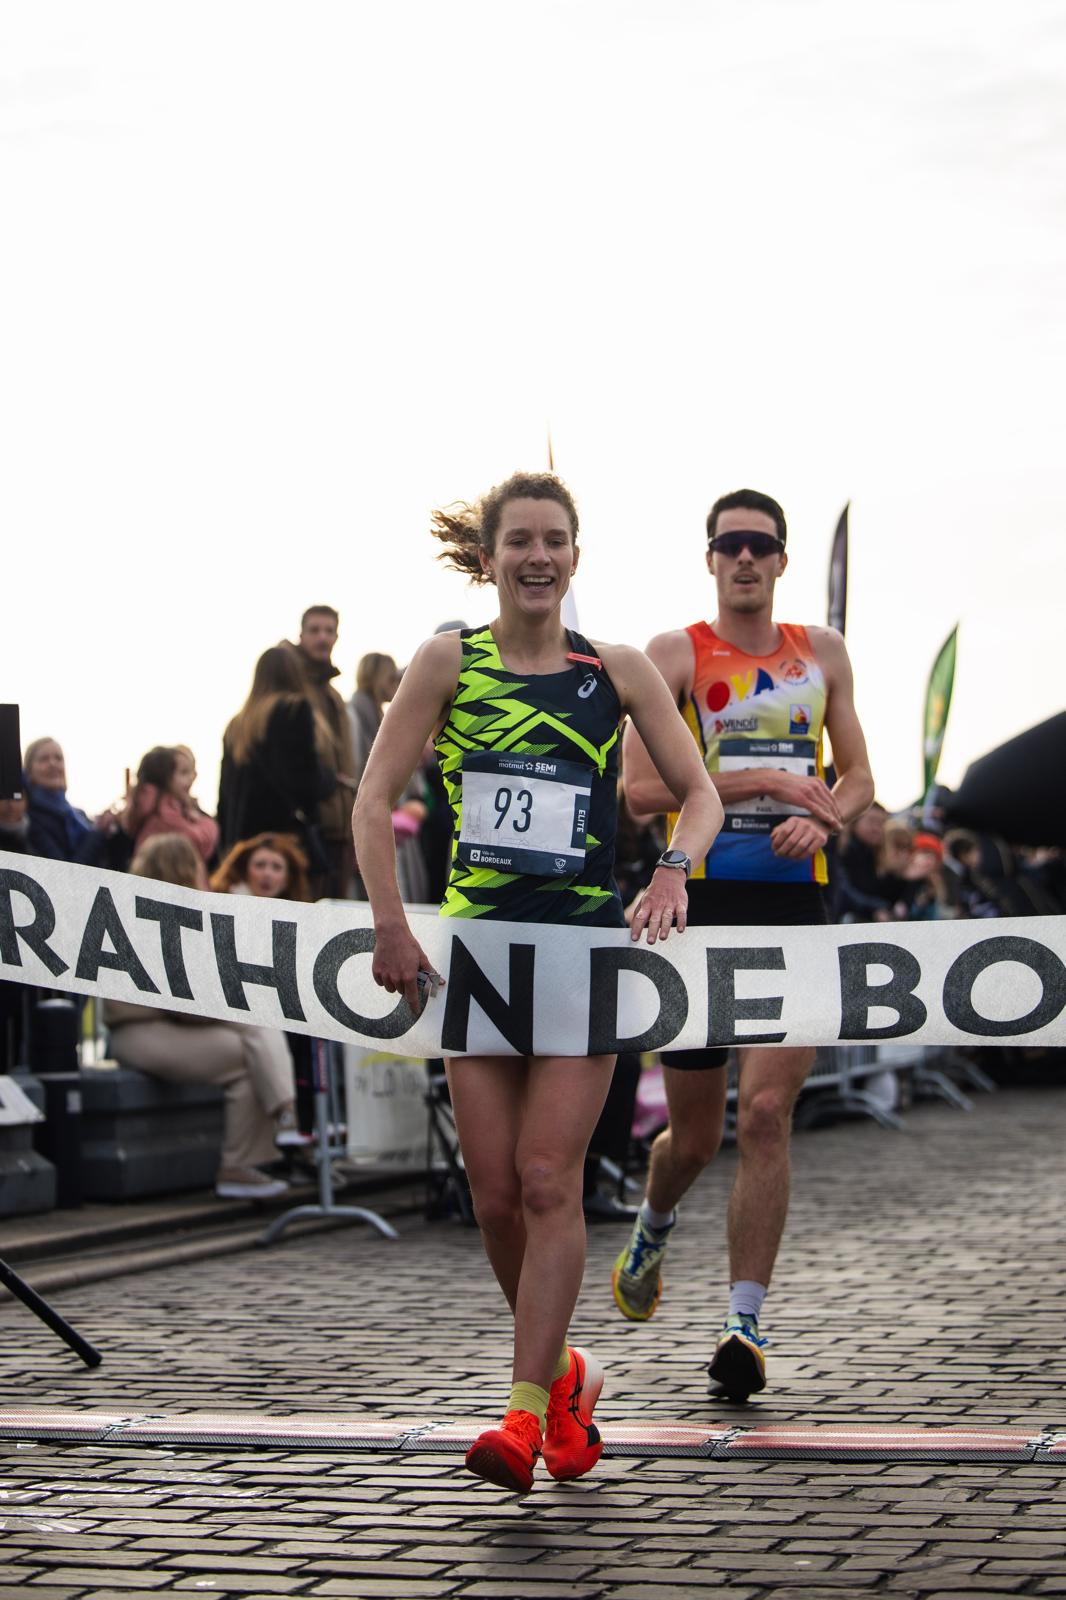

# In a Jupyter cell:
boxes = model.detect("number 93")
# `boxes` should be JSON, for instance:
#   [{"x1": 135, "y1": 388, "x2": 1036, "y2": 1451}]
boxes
[{"x1": 493, "y1": 786, "x2": 533, "y2": 834}]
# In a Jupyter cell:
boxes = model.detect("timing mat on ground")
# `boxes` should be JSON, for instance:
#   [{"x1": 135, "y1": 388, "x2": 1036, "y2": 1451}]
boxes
[{"x1": 0, "y1": 1410, "x2": 1062, "y2": 1462}]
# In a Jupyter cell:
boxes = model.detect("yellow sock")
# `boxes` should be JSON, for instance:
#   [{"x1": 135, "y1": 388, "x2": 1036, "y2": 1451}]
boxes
[
  {"x1": 551, "y1": 1345, "x2": 571, "y2": 1384},
  {"x1": 509, "y1": 1381, "x2": 549, "y2": 1430}
]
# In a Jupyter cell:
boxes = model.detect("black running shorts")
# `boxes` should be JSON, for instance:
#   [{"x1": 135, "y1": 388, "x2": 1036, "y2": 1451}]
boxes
[{"x1": 661, "y1": 879, "x2": 829, "y2": 1071}]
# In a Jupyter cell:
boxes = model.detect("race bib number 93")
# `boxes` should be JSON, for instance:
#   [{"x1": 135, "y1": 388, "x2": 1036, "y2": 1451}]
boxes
[{"x1": 458, "y1": 751, "x2": 592, "y2": 876}]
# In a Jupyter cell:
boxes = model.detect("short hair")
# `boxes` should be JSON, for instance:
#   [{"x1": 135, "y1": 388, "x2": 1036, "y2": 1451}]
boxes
[
  {"x1": 300, "y1": 605, "x2": 339, "y2": 630},
  {"x1": 23, "y1": 737, "x2": 61, "y2": 773},
  {"x1": 706, "y1": 489, "x2": 787, "y2": 547}
]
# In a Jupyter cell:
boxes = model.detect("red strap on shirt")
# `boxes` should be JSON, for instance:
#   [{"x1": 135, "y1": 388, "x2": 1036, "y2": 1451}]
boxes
[{"x1": 566, "y1": 651, "x2": 602, "y2": 669}]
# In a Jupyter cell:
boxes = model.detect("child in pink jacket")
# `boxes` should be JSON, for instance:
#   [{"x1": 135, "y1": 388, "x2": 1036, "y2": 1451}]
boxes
[{"x1": 122, "y1": 745, "x2": 219, "y2": 864}]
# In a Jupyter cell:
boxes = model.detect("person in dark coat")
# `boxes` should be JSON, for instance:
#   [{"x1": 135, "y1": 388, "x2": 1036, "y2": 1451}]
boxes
[
  {"x1": 835, "y1": 803, "x2": 893, "y2": 920},
  {"x1": 18, "y1": 737, "x2": 121, "y2": 864},
  {"x1": 285, "y1": 606, "x2": 357, "y2": 897},
  {"x1": 217, "y1": 647, "x2": 339, "y2": 870}
]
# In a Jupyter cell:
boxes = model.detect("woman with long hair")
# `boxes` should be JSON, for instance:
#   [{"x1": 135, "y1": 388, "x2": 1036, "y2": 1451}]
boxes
[
  {"x1": 122, "y1": 745, "x2": 219, "y2": 864},
  {"x1": 211, "y1": 831, "x2": 314, "y2": 1138},
  {"x1": 211, "y1": 832, "x2": 312, "y2": 902},
  {"x1": 350, "y1": 653, "x2": 403, "y2": 776},
  {"x1": 104, "y1": 833, "x2": 302, "y2": 1198},
  {"x1": 218, "y1": 645, "x2": 341, "y2": 868},
  {"x1": 349, "y1": 653, "x2": 429, "y2": 904},
  {"x1": 354, "y1": 471, "x2": 722, "y2": 1493}
]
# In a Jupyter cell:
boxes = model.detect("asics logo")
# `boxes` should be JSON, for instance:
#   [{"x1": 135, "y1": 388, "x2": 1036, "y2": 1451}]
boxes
[{"x1": 578, "y1": 673, "x2": 597, "y2": 699}]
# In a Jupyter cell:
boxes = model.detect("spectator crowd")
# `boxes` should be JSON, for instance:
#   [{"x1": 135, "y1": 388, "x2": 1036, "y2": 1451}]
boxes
[
  {"x1": 2, "y1": 603, "x2": 1064, "y2": 1206},
  {"x1": 0, "y1": 606, "x2": 455, "y2": 1203}
]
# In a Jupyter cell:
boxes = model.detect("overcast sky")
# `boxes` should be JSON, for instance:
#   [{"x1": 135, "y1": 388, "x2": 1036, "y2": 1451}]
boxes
[{"x1": 4, "y1": 0, "x2": 1064, "y2": 815}]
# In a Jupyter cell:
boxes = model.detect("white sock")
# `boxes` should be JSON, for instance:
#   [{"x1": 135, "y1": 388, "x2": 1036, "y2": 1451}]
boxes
[
  {"x1": 640, "y1": 1198, "x2": 675, "y2": 1232},
  {"x1": 729, "y1": 1280, "x2": 767, "y2": 1319}
]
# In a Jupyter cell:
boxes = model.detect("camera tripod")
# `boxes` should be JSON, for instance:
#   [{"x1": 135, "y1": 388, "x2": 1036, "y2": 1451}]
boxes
[{"x1": 0, "y1": 1257, "x2": 101, "y2": 1367}]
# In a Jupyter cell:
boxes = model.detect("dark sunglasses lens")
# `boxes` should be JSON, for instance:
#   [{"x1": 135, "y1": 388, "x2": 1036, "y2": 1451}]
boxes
[{"x1": 712, "y1": 532, "x2": 780, "y2": 558}]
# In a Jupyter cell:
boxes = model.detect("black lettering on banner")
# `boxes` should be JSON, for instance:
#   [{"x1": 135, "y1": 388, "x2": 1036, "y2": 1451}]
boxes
[
  {"x1": 838, "y1": 942, "x2": 927, "y2": 1040},
  {"x1": 942, "y1": 936, "x2": 1066, "y2": 1038},
  {"x1": 706, "y1": 947, "x2": 786, "y2": 1046},
  {"x1": 587, "y1": 946, "x2": 688, "y2": 1055},
  {"x1": 75, "y1": 887, "x2": 160, "y2": 992},
  {"x1": 135, "y1": 897, "x2": 204, "y2": 1000},
  {"x1": 0, "y1": 869, "x2": 68, "y2": 978},
  {"x1": 210, "y1": 913, "x2": 306, "y2": 1022},
  {"x1": 312, "y1": 927, "x2": 411, "y2": 1039},
  {"x1": 442, "y1": 937, "x2": 535, "y2": 1054}
]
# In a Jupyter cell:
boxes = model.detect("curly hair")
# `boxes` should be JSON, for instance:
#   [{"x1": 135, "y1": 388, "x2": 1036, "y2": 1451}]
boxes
[
  {"x1": 210, "y1": 832, "x2": 311, "y2": 902},
  {"x1": 431, "y1": 471, "x2": 579, "y2": 585}
]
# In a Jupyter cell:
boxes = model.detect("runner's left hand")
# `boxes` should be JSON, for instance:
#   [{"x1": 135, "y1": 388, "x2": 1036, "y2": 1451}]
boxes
[{"x1": 630, "y1": 866, "x2": 688, "y2": 943}]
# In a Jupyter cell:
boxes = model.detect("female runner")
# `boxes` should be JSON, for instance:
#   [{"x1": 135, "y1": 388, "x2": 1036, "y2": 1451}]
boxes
[{"x1": 353, "y1": 472, "x2": 722, "y2": 1492}]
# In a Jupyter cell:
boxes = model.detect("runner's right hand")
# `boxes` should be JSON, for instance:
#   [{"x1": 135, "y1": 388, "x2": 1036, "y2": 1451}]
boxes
[
  {"x1": 764, "y1": 771, "x2": 842, "y2": 830},
  {"x1": 372, "y1": 922, "x2": 443, "y2": 1014}
]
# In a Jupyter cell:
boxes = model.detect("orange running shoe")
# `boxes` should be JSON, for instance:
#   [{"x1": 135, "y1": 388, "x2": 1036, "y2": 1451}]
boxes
[
  {"x1": 465, "y1": 1409, "x2": 543, "y2": 1493},
  {"x1": 542, "y1": 1347, "x2": 604, "y2": 1481}
]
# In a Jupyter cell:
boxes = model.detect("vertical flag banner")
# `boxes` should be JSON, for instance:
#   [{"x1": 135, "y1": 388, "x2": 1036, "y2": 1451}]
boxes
[
  {"x1": 547, "y1": 423, "x2": 580, "y2": 630},
  {"x1": 827, "y1": 502, "x2": 849, "y2": 635},
  {"x1": 923, "y1": 625, "x2": 959, "y2": 795}
]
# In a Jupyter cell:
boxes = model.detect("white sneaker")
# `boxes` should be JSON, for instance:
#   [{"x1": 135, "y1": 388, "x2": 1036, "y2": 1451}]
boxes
[
  {"x1": 274, "y1": 1106, "x2": 313, "y2": 1149},
  {"x1": 215, "y1": 1167, "x2": 290, "y2": 1201}
]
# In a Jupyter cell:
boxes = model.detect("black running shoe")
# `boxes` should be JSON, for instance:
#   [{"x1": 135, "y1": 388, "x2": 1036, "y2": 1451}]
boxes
[{"x1": 708, "y1": 1313, "x2": 768, "y2": 1400}]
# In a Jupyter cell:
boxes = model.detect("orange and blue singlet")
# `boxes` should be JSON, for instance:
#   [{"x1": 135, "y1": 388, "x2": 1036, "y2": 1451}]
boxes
[{"x1": 669, "y1": 620, "x2": 829, "y2": 885}]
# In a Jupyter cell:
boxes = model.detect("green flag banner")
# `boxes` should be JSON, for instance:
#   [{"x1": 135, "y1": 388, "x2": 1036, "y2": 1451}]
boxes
[{"x1": 923, "y1": 625, "x2": 959, "y2": 795}]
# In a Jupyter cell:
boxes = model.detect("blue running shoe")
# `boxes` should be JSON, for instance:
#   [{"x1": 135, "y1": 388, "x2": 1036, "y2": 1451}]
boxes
[{"x1": 611, "y1": 1211, "x2": 674, "y2": 1321}]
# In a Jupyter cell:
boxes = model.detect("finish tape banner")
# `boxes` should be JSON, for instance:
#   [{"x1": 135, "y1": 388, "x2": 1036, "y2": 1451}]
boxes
[{"x1": 2, "y1": 852, "x2": 1066, "y2": 1056}]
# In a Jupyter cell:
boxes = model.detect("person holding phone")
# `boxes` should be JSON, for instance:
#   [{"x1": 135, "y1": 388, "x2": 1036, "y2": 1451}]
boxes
[{"x1": 353, "y1": 471, "x2": 721, "y2": 1493}]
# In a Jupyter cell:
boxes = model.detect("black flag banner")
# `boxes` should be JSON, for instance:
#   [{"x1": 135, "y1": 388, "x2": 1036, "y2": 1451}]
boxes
[
  {"x1": 827, "y1": 502, "x2": 849, "y2": 636},
  {"x1": 947, "y1": 711, "x2": 1066, "y2": 848},
  {"x1": 2, "y1": 852, "x2": 1066, "y2": 1055}
]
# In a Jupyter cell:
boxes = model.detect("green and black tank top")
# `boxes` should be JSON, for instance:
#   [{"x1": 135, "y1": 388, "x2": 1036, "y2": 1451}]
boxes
[{"x1": 434, "y1": 625, "x2": 625, "y2": 927}]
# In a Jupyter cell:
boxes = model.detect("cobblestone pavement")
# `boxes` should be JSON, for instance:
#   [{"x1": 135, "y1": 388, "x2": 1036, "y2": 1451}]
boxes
[{"x1": 2, "y1": 1085, "x2": 1065, "y2": 1598}]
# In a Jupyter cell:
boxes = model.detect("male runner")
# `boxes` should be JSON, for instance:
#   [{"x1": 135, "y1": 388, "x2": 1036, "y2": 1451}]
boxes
[{"x1": 613, "y1": 488, "x2": 874, "y2": 1399}]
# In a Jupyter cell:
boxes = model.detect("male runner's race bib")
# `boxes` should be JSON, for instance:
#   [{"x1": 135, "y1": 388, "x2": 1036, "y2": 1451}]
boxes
[
  {"x1": 718, "y1": 737, "x2": 816, "y2": 834},
  {"x1": 458, "y1": 751, "x2": 592, "y2": 876}
]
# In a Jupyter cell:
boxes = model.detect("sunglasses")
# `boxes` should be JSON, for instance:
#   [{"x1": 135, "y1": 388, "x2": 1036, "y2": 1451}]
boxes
[{"x1": 708, "y1": 531, "x2": 784, "y2": 559}]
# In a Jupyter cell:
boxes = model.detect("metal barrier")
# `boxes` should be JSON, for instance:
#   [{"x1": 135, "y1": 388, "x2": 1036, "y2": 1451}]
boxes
[
  {"x1": 720, "y1": 1042, "x2": 997, "y2": 1143},
  {"x1": 260, "y1": 1040, "x2": 399, "y2": 1246}
]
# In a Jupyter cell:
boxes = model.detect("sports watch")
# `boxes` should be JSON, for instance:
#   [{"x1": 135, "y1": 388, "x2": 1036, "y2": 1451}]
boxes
[{"x1": 655, "y1": 849, "x2": 692, "y2": 876}]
